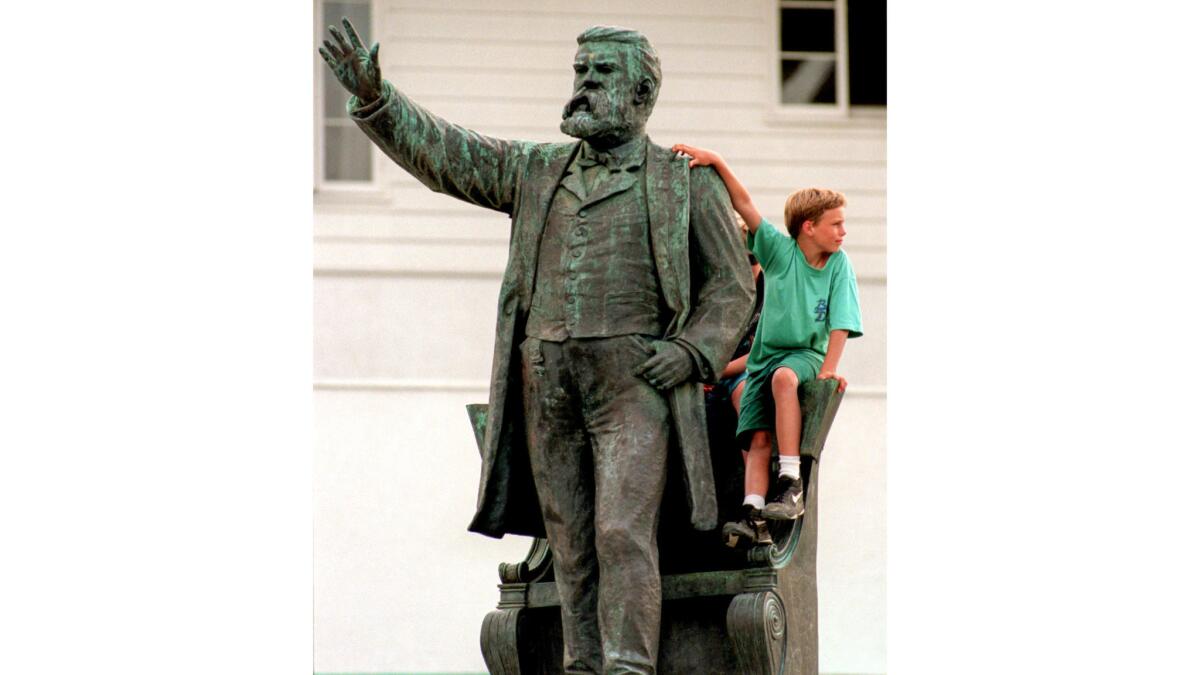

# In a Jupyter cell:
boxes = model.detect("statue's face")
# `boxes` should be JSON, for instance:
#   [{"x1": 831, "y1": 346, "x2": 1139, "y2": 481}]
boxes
[{"x1": 560, "y1": 41, "x2": 649, "y2": 145}]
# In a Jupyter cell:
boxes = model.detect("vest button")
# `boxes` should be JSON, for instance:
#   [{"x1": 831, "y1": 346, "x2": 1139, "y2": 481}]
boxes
[{"x1": 579, "y1": 210, "x2": 588, "y2": 218}]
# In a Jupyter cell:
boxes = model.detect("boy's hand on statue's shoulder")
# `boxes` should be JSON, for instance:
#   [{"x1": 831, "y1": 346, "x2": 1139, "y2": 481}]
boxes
[
  {"x1": 670, "y1": 143, "x2": 721, "y2": 169},
  {"x1": 817, "y1": 371, "x2": 848, "y2": 393}
]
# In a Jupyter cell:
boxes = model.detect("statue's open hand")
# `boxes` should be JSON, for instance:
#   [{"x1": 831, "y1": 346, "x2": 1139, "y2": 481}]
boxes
[
  {"x1": 318, "y1": 17, "x2": 383, "y2": 104},
  {"x1": 634, "y1": 340, "x2": 694, "y2": 390}
]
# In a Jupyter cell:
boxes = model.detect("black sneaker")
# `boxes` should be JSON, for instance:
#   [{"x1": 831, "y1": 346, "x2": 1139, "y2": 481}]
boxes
[
  {"x1": 762, "y1": 475, "x2": 805, "y2": 520},
  {"x1": 722, "y1": 505, "x2": 773, "y2": 548}
]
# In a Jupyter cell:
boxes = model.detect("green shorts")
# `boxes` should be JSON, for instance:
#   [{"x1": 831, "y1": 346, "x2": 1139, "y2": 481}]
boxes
[{"x1": 734, "y1": 350, "x2": 823, "y2": 446}]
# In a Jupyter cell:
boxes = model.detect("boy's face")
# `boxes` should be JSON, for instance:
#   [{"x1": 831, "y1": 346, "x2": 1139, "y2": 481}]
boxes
[{"x1": 805, "y1": 206, "x2": 846, "y2": 254}]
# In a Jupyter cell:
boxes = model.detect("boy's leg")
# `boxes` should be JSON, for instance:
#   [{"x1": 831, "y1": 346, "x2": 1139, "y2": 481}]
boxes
[
  {"x1": 733, "y1": 380, "x2": 748, "y2": 467},
  {"x1": 770, "y1": 367, "x2": 802, "y2": 467},
  {"x1": 744, "y1": 430, "x2": 773, "y2": 502},
  {"x1": 763, "y1": 366, "x2": 806, "y2": 520},
  {"x1": 724, "y1": 429, "x2": 774, "y2": 547},
  {"x1": 725, "y1": 372, "x2": 774, "y2": 547},
  {"x1": 731, "y1": 379, "x2": 746, "y2": 414},
  {"x1": 733, "y1": 371, "x2": 773, "y2": 508}
]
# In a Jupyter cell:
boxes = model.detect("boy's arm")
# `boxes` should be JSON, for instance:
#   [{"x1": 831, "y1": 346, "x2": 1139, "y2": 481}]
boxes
[
  {"x1": 671, "y1": 144, "x2": 763, "y2": 232},
  {"x1": 817, "y1": 330, "x2": 849, "y2": 392}
]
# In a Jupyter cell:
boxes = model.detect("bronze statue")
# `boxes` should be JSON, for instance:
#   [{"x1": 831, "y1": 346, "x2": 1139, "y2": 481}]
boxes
[{"x1": 321, "y1": 20, "x2": 754, "y2": 674}]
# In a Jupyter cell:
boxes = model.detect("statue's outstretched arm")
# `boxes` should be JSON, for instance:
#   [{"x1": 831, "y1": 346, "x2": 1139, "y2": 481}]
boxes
[{"x1": 319, "y1": 18, "x2": 531, "y2": 215}]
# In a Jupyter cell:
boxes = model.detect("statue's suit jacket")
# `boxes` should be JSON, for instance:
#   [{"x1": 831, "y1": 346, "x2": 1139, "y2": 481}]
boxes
[{"x1": 351, "y1": 81, "x2": 755, "y2": 538}]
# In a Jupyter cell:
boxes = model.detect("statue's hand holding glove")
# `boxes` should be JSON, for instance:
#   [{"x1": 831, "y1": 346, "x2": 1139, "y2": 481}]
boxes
[
  {"x1": 318, "y1": 17, "x2": 383, "y2": 104},
  {"x1": 634, "y1": 340, "x2": 695, "y2": 390}
]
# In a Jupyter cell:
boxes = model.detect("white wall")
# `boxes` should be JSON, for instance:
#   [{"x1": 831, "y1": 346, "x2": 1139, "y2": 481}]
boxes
[{"x1": 314, "y1": 1, "x2": 885, "y2": 672}]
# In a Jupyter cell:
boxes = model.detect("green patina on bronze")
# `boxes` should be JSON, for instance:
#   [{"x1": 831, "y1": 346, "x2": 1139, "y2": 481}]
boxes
[{"x1": 321, "y1": 20, "x2": 839, "y2": 674}]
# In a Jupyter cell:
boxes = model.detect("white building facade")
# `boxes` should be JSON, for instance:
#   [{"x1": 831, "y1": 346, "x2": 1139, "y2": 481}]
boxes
[{"x1": 313, "y1": 1, "x2": 885, "y2": 672}]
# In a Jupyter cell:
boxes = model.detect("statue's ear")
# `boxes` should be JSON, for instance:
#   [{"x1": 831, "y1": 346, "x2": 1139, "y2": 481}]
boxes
[{"x1": 634, "y1": 78, "x2": 654, "y2": 105}]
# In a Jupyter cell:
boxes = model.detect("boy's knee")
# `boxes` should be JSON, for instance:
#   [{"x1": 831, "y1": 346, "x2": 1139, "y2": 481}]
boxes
[
  {"x1": 748, "y1": 430, "x2": 772, "y2": 452},
  {"x1": 771, "y1": 367, "x2": 799, "y2": 392}
]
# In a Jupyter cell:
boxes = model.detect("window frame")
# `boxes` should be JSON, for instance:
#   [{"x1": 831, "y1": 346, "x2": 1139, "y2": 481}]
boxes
[
  {"x1": 767, "y1": 0, "x2": 886, "y2": 125},
  {"x1": 775, "y1": 0, "x2": 848, "y2": 114},
  {"x1": 314, "y1": 0, "x2": 382, "y2": 195}
]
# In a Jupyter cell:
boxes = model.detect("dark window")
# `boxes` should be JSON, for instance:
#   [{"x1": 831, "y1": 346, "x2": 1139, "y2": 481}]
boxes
[
  {"x1": 780, "y1": 7, "x2": 835, "y2": 52},
  {"x1": 848, "y1": 0, "x2": 886, "y2": 106},
  {"x1": 778, "y1": 1, "x2": 886, "y2": 108}
]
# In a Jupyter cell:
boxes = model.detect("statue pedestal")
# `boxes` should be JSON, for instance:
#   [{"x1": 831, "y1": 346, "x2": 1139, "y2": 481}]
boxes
[{"x1": 470, "y1": 378, "x2": 844, "y2": 675}]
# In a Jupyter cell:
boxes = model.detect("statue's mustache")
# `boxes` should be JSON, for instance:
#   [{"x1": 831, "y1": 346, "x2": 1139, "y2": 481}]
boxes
[{"x1": 562, "y1": 89, "x2": 609, "y2": 120}]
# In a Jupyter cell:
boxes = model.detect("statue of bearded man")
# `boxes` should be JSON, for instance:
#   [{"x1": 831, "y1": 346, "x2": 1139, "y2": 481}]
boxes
[{"x1": 321, "y1": 21, "x2": 754, "y2": 674}]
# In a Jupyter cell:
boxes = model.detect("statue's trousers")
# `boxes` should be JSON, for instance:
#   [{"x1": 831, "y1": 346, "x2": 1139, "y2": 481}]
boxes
[{"x1": 520, "y1": 335, "x2": 670, "y2": 675}]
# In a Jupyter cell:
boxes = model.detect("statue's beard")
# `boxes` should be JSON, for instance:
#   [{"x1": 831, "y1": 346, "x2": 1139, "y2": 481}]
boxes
[{"x1": 560, "y1": 89, "x2": 639, "y2": 143}]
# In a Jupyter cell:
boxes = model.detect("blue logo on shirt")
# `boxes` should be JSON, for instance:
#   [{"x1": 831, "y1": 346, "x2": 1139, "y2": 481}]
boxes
[{"x1": 814, "y1": 299, "x2": 828, "y2": 322}]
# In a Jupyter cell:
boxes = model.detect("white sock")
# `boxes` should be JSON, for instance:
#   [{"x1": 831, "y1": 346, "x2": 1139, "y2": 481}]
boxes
[
  {"x1": 779, "y1": 456, "x2": 801, "y2": 480},
  {"x1": 743, "y1": 494, "x2": 765, "y2": 510}
]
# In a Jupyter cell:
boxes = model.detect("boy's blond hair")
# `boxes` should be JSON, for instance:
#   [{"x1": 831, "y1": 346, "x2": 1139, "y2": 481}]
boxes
[{"x1": 784, "y1": 188, "x2": 846, "y2": 240}]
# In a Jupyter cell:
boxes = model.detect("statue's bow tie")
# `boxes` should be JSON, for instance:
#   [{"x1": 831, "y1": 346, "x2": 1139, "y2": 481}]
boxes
[{"x1": 577, "y1": 148, "x2": 622, "y2": 170}]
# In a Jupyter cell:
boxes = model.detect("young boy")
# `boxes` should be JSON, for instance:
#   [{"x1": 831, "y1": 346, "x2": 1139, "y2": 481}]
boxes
[{"x1": 672, "y1": 143, "x2": 863, "y2": 548}]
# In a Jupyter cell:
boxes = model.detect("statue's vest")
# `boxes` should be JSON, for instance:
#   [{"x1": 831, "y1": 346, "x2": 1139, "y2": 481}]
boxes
[{"x1": 525, "y1": 164, "x2": 667, "y2": 341}]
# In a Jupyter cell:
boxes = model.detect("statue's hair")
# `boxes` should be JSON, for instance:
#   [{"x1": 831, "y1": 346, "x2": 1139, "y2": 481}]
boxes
[
  {"x1": 785, "y1": 188, "x2": 846, "y2": 239},
  {"x1": 577, "y1": 25, "x2": 662, "y2": 108}
]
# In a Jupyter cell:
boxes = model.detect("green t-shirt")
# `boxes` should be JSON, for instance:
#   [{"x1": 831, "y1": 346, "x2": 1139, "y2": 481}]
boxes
[{"x1": 745, "y1": 218, "x2": 863, "y2": 373}]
